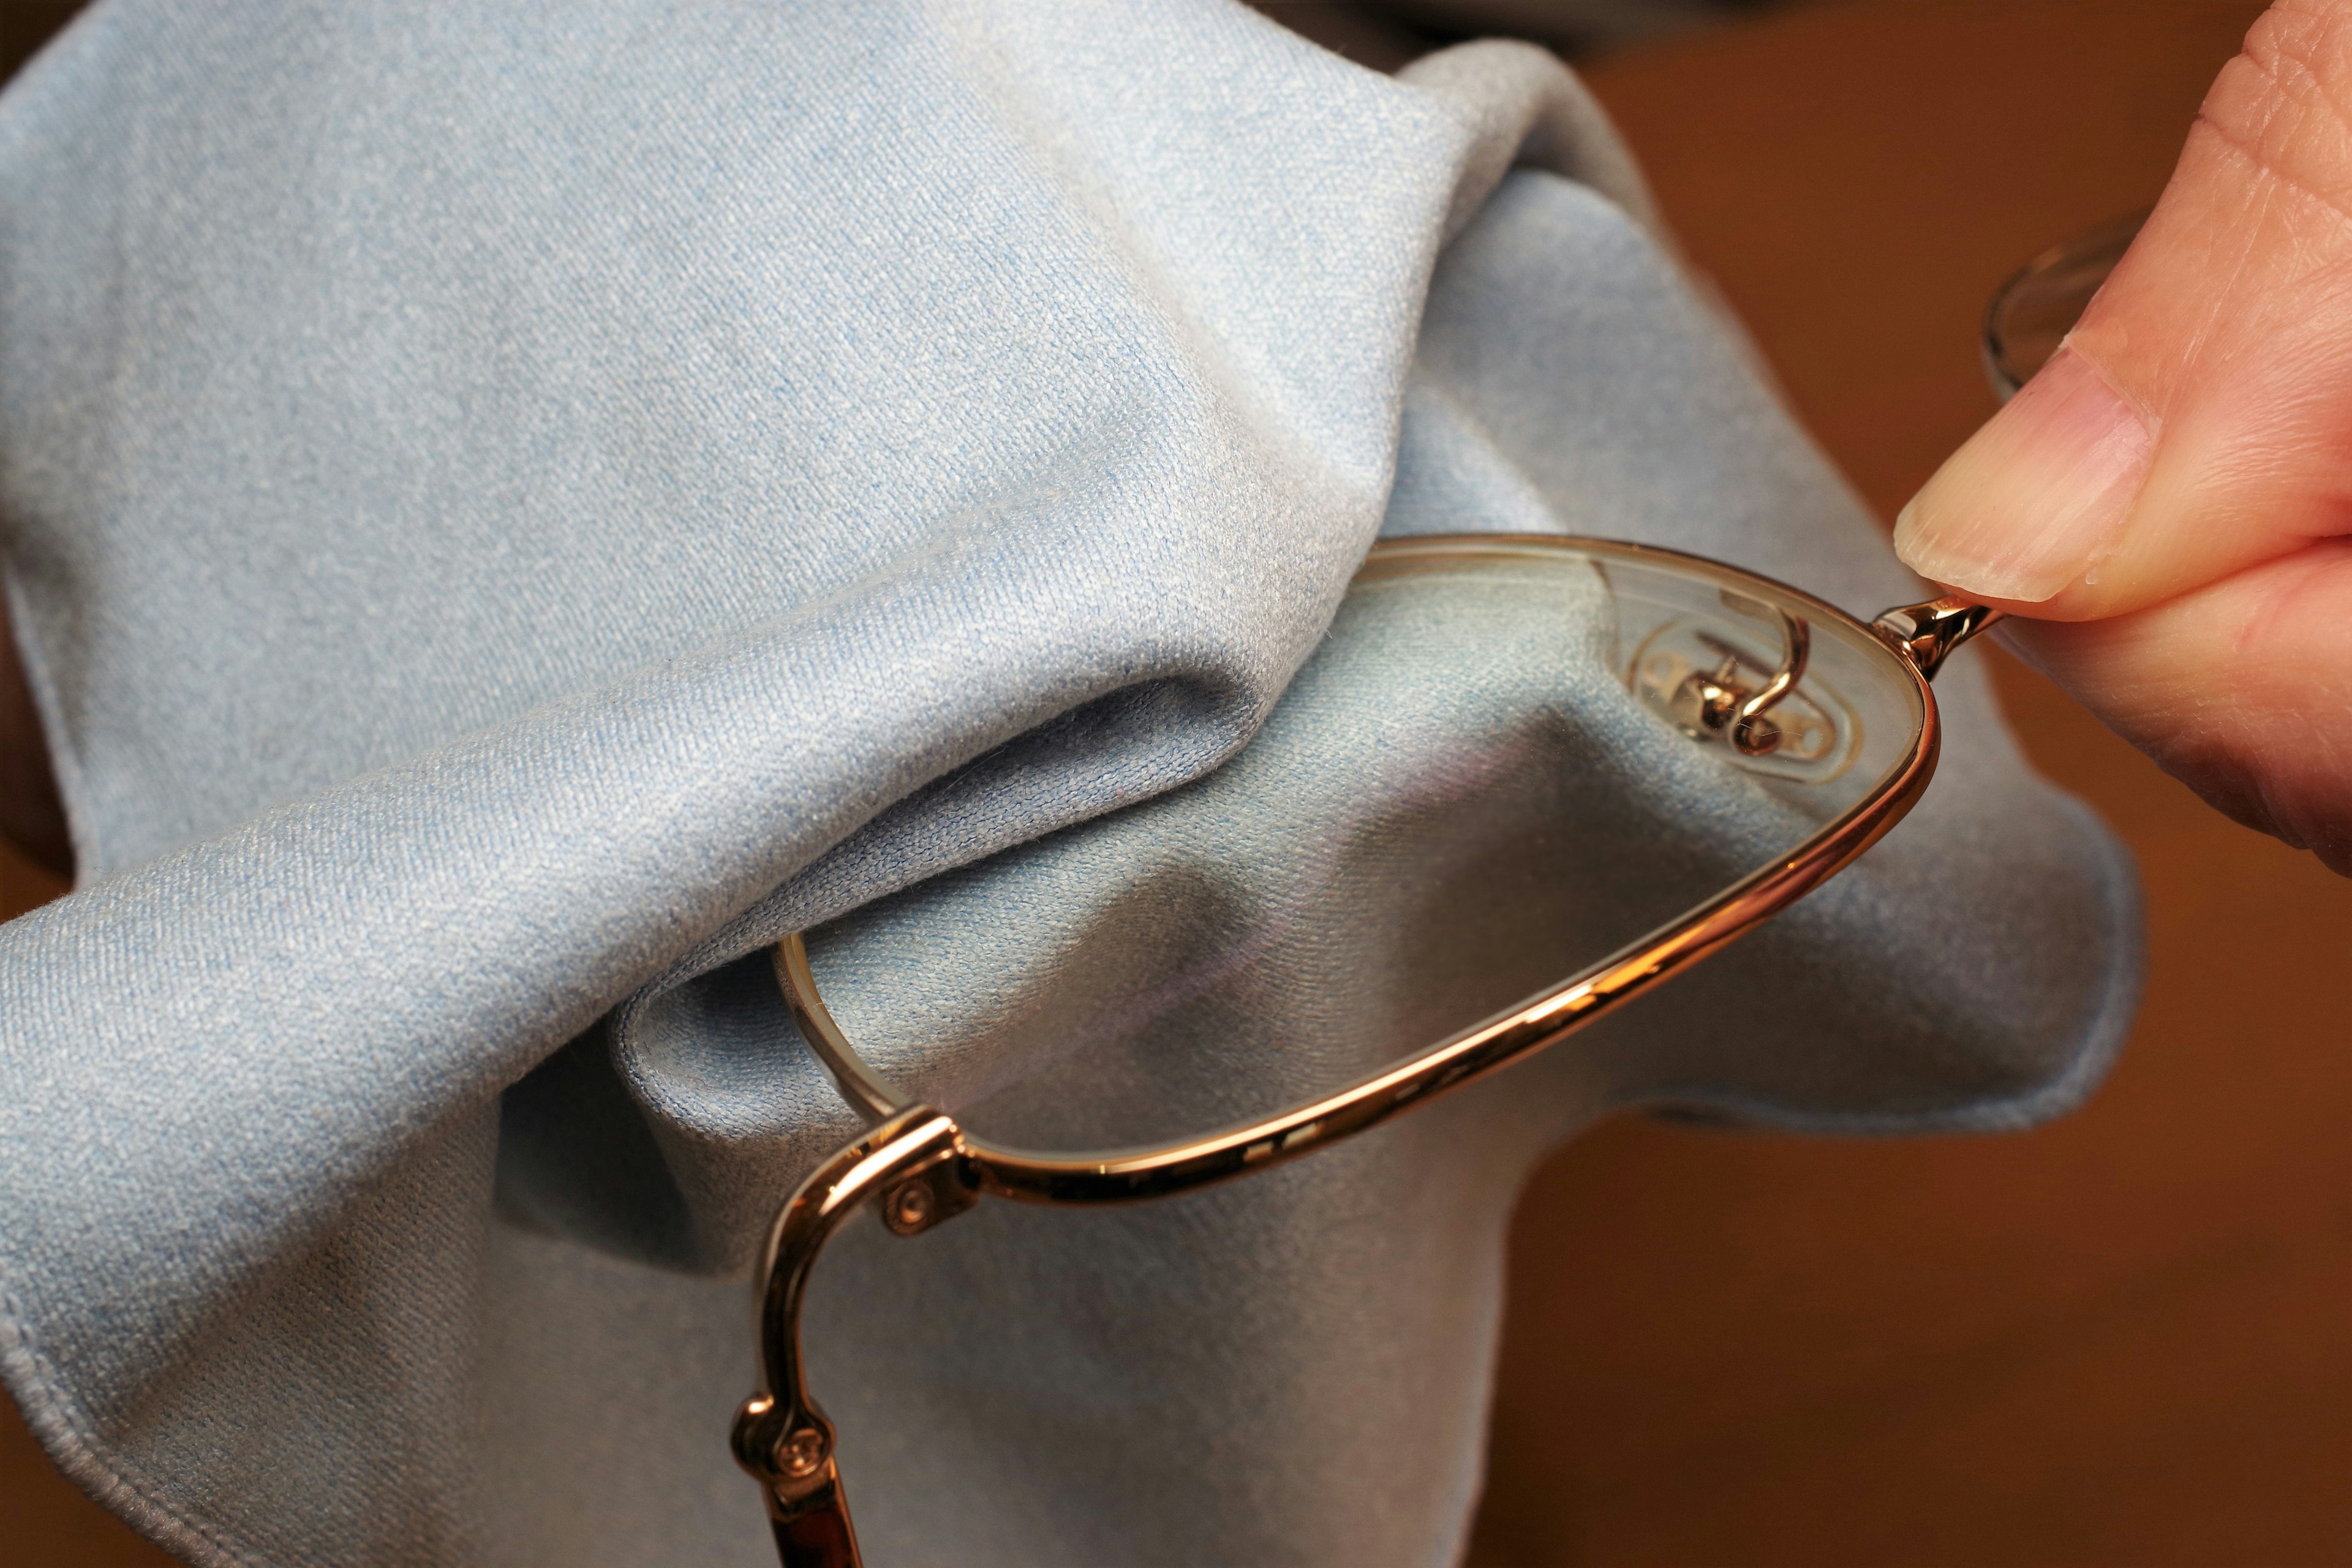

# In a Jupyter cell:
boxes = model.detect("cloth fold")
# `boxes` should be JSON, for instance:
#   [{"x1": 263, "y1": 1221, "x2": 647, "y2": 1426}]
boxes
[{"x1": 0, "y1": 4, "x2": 2138, "y2": 1565}]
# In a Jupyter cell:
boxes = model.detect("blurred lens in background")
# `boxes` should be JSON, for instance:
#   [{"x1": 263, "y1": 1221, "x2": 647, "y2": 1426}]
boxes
[{"x1": 1982, "y1": 211, "x2": 2145, "y2": 401}]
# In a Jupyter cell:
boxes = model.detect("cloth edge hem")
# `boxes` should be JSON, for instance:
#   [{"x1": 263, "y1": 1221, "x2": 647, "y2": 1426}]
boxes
[{"x1": 0, "y1": 1274, "x2": 280, "y2": 1568}]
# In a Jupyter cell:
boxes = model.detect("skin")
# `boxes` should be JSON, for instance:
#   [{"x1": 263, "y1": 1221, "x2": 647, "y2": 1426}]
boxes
[{"x1": 1896, "y1": 0, "x2": 2352, "y2": 872}]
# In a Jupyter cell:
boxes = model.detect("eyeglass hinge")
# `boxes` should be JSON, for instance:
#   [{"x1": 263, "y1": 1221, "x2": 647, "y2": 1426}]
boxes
[
  {"x1": 876, "y1": 1145, "x2": 982, "y2": 1237},
  {"x1": 1872, "y1": 597, "x2": 2003, "y2": 682}
]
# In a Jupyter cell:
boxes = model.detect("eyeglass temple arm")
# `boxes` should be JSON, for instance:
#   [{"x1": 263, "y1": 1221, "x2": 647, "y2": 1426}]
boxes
[
  {"x1": 734, "y1": 1107, "x2": 980, "y2": 1568},
  {"x1": 1872, "y1": 595, "x2": 2002, "y2": 682}
]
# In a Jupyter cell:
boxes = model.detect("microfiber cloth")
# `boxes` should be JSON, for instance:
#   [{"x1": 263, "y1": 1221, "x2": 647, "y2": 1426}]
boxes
[{"x1": 0, "y1": 4, "x2": 2139, "y2": 1565}]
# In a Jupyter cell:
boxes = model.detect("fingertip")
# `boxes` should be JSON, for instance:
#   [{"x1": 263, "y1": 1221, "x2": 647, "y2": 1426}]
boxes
[{"x1": 1894, "y1": 349, "x2": 2154, "y2": 606}]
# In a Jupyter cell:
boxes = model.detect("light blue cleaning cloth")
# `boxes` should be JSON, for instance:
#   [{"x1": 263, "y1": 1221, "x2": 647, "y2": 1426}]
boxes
[{"x1": 0, "y1": 4, "x2": 2138, "y2": 1565}]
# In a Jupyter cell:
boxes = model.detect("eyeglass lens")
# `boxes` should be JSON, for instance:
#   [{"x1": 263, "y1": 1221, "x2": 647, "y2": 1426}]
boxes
[
  {"x1": 1982, "y1": 211, "x2": 2146, "y2": 402},
  {"x1": 796, "y1": 540, "x2": 1928, "y2": 1159}
]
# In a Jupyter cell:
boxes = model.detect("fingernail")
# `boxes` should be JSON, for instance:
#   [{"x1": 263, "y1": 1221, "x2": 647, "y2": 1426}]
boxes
[{"x1": 1894, "y1": 347, "x2": 2153, "y2": 602}]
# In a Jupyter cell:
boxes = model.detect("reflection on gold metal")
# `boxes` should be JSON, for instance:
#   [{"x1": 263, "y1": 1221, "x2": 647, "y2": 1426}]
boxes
[
  {"x1": 737, "y1": 535, "x2": 2000, "y2": 1568},
  {"x1": 1872, "y1": 596, "x2": 2005, "y2": 682},
  {"x1": 731, "y1": 1108, "x2": 981, "y2": 1567}
]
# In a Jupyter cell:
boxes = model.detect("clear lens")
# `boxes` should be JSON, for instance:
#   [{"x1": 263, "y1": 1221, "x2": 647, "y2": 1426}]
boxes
[
  {"x1": 1983, "y1": 211, "x2": 2144, "y2": 401},
  {"x1": 1357, "y1": 537, "x2": 1923, "y2": 828},
  {"x1": 798, "y1": 537, "x2": 1927, "y2": 1153}
]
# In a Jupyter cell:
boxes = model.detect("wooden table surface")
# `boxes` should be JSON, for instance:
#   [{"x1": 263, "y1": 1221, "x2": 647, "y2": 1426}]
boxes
[{"x1": 6, "y1": 3, "x2": 2347, "y2": 1565}]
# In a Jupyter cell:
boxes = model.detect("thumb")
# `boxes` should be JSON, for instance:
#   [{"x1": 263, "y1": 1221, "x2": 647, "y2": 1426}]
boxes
[{"x1": 1894, "y1": 0, "x2": 2352, "y2": 619}]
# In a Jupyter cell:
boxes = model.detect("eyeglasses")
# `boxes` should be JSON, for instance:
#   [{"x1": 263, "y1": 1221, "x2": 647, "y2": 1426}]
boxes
[
  {"x1": 725, "y1": 530, "x2": 2002, "y2": 1567},
  {"x1": 726, "y1": 208, "x2": 2141, "y2": 1566},
  {"x1": 731, "y1": 200, "x2": 2148, "y2": 1562}
]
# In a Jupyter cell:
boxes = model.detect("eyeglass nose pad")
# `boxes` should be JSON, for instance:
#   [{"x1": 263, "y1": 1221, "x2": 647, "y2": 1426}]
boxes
[
  {"x1": 734, "y1": 1107, "x2": 981, "y2": 1568},
  {"x1": 1660, "y1": 603, "x2": 1810, "y2": 760},
  {"x1": 1635, "y1": 590, "x2": 1842, "y2": 780}
]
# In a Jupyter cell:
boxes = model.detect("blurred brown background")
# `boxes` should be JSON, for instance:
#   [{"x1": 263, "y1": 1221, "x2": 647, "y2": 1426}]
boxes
[{"x1": 6, "y1": 1, "x2": 2346, "y2": 1564}]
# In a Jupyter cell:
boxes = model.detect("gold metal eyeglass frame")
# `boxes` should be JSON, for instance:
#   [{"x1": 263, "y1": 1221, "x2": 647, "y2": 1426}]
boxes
[
  {"x1": 729, "y1": 203, "x2": 2141, "y2": 1566},
  {"x1": 731, "y1": 533, "x2": 2001, "y2": 1567}
]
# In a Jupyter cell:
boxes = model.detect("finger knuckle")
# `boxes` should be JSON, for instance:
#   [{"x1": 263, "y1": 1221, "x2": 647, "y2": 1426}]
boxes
[{"x1": 2200, "y1": 0, "x2": 2352, "y2": 213}]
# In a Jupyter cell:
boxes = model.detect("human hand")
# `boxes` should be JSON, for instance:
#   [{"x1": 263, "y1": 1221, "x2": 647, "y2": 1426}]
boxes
[{"x1": 1894, "y1": 0, "x2": 2352, "y2": 872}]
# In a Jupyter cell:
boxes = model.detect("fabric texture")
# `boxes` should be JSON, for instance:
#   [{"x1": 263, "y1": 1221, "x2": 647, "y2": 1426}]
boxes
[{"x1": 0, "y1": 3, "x2": 2139, "y2": 1565}]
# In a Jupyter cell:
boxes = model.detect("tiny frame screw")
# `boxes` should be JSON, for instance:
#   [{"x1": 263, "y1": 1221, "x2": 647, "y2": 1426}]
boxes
[
  {"x1": 778, "y1": 1427, "x2": 828, "y2": 1479},
  {"x1": 884, "y1": 1180, "x2": 935, "y2": 1235}
]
